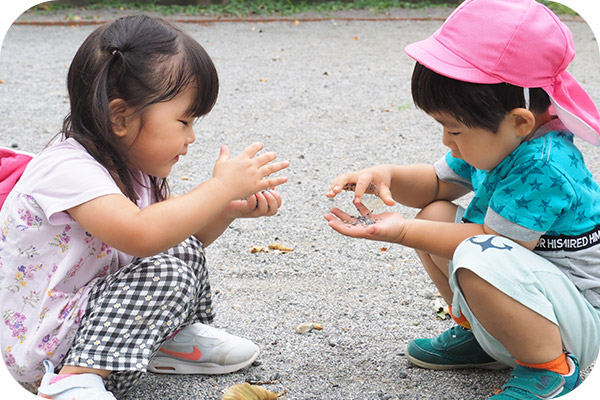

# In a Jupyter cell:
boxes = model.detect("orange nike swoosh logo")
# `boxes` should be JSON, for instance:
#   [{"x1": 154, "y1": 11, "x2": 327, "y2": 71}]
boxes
[{"x1": 159, "y1": 346, "x2": 203, "y2": 361}]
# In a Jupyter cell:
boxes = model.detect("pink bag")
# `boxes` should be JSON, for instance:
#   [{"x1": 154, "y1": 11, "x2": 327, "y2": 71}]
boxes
[{"x1": 0, "y1": 148, "x2": 33, "y2": 209}]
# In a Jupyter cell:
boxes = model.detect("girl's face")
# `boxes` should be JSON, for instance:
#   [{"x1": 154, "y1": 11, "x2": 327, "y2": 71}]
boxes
[
  {"x1": 430, "y1": 112, "x2": 526, "y2": 170},
  {"x1": 120, "y1": 89, "x2": 197, "y2": 178}
]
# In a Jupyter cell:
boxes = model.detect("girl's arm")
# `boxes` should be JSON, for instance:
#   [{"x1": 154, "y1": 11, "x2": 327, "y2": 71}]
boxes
[
  {"x1": 194, "y1": 189, "x2": 282, "y2": 247},
  {"x1": 68, "y1": 143, "x2": 288, "y2": 257}
]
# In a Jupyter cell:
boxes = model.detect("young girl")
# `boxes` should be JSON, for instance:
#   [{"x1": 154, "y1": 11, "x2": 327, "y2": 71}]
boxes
[
  {"x1": 326, "y1": 0, "x2": 600, "y2": 398},
  {"x1": 0, "y1": 15, "x2": 288, "y2": 399}
]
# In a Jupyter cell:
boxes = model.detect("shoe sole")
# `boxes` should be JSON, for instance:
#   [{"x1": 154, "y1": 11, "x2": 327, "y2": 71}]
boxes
[
  {"x1": 406, "y1": 352, "x2": 508, "y2": 371},
  {"x1": 147, "y1": 349, "x2": 259, "y2": 375}
]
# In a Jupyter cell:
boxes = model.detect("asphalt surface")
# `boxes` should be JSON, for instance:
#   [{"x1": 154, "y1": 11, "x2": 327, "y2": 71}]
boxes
[{"x1": 1, "y1": 3, "x2": 600, "y2": 400}]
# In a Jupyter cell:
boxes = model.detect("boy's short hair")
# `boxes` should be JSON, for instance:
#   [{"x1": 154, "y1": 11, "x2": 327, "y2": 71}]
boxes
[{"x1": 411, "y1": 62, "x2": 551, "y2": 133}]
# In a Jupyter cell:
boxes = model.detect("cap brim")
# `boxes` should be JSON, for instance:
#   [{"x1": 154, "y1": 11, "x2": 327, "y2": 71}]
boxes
[
  {"x1": 544, "y1": 71, "x2": 600, "y2": 146},
  {"x1": 405, "y1": 32, "x2": 503, "y2": 85}
]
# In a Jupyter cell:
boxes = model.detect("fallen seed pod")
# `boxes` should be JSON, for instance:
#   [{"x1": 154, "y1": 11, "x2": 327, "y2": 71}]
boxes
[{"x1": 221, "y1": 383, "x2": 283, "y2": 400}]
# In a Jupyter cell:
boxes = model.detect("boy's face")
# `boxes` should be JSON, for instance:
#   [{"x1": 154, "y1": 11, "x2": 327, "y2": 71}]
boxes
[{"x1": 430, "y1": 112, "x2": 525, "y2": 170}]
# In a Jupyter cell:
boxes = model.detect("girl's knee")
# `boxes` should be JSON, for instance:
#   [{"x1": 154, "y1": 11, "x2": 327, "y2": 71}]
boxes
[
  {"x1": 142, "y1": 255, "x2": 202, "y2": 299},
  {"x1": 165, "y1": 236, "x2": 207, "y2": 276}
]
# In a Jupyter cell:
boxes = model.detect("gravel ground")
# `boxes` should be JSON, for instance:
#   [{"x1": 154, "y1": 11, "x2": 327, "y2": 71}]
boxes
[{"x1": 1, "y1": 4, "x2": 600, "y2": 400}]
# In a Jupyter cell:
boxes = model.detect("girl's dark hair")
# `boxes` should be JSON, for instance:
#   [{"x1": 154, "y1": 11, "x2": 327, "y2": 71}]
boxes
[
  {"x1": 411, "y1": 62, "x2": 550, "y2": 133},
  {"x1": 62, "y1": 15, "x2": 219, "y2": 202}
]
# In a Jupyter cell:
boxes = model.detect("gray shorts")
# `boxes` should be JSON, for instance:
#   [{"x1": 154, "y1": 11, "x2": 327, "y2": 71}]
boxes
[{"x1": 448, "y1": 210, "x2": 600, "y2": 369}]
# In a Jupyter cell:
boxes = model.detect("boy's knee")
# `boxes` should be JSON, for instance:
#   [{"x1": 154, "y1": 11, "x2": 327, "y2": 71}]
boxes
[
  {"x1": 456, "y1": 268, "x2": 484, "y2": 296},
  {"x1": 415, "y1": 200, "x2": 457, "y2": 223}
]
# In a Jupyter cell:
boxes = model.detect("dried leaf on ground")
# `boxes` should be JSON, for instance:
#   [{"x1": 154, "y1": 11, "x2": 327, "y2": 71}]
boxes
[
  {"x1": 268, "y1": 243, "x2": 293, "y2": 253},
  {"x1": 250, "y1": 246, "x2": 266, "y2": 253},
  {"x1": 434, "y1": 298, "x2": 450, "y2": 320},
  {"x1": 222, "y1": 383, "x2": 282, "y2": 400}
]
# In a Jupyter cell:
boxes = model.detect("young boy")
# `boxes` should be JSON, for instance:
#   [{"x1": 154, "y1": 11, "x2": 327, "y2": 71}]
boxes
[{"x1": 325, "y1": 0, "x2": 600, "y2": 398}]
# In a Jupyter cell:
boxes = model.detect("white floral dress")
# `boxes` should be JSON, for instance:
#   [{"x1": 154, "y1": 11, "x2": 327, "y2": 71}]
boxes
[{"x1": 0, "y1": 138, "x2": 152, "y2": 384}]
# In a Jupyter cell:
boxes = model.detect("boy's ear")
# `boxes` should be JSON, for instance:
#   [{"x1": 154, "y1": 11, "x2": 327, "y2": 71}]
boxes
[
  {"x1": 109, "y1": 99, "x2": 131, "y2": 137},
  {"x1": 510, "y1": 108, "x2": 536, "y2": 138}
]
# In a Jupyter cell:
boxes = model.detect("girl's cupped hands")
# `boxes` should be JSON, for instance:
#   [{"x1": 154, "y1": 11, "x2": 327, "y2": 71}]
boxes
[{"x1": 225, "y1": 189, "x2": 282, "y2": 219}]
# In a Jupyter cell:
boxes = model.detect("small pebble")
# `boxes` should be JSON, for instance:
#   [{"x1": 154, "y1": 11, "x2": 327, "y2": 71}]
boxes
[
  {"x1": 347, "y1": 215, "x2": 377, "y2": 226},
  {"x1": 295, "y1": 322, "x2": 314, "y2": 334}
]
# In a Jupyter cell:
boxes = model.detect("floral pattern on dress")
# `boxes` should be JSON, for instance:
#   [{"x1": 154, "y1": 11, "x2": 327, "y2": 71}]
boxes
[
  {"x1": 1, "y1": 215, "x2": 13, "y2": 242},
  {"x1": 7, "y1": 264, "x2": 45, "y2": 293},
  {"x1": 96, "y1": 242, "x2": 112, "y2": 259},
  {"x1": 16, "y1": 209, "x2": 42, "y2": 231},
  {"x1": 63, "y1": 258, "x2": 84, "y2": 284},
  {"x1": 3, "y1": 310, "x2": 27, "y2": 342},
  {"x1": 37, "y1": 334, "x2": 60, "y2": 357},
  {"x1": 93, "y1": 265, "x2": 111, "y2": 280},
  {"x1": 18, "y1": 245, "x2": 40, "y2": 260},
  {"x1": 3, "y1": 346, "x2": 16, "y2": 368},
  {"x1": 21, "y1": 290, "x2": 42, "y2": 310},
  {"x1": 50, "y1": 225, "x2": 71, "y2": 253}
]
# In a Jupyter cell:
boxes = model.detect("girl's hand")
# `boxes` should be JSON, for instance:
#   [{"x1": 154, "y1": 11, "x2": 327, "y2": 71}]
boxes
[
  {"x1": 212, "y1": 142, "x2": 289, "y2": 201},
  {"x1": 326, "y1": 165, "x2": 395, "y2": 206},
  {"x1": 224, "y1": 189, "x2": 282, "y2": 219},
  {"x1": 324, "y1": 202, "x2": 406, "y2": 244}
]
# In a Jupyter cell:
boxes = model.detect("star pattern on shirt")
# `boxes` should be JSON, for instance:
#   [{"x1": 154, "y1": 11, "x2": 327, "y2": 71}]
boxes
[
  {"x1": 539, "y1": 199, "x2": 551, "y2": 212},
  {"x1": 451, "y1": 130, "x2": 596, "y2": 233},
  {"x1": 569, "y1": 153, "x2": 580, "y2": 168},
  {"x1": 529, "y1": 179, "x2": 543, "y2": 192},
  {"x1": 549, "y1": 176, "x2": 564, "y2": 189},
  {"x1": 515, "y1": 196, "x2": 532, "y2": 209}
]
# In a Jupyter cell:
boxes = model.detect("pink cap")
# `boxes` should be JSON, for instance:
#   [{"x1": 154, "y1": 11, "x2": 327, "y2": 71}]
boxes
[{"x1": 405, "y1": 0, "x2": 600, "y2": 145}]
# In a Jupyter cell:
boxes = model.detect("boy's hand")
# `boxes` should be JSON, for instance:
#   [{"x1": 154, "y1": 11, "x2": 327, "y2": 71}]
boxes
[
  {"x1": 212, "y1": 142, "x2": 289, "y2": 201},
  {"x1": 326, "y1": 166, "x2": 395, "y2": 206},
  {"x1": 224, "y1": 189, "x2": 282, "y2": 219},
  {"x1": 324, "y1": 202, "x2": 406, "y2": 244}
]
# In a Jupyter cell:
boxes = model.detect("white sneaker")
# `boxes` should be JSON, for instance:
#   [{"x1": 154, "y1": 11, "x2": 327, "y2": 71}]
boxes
[
  {"x1": 37, "y1": 360, "x2": 117, "y2": 400},
  {"x1": 148, "y1": 323, "x2": 259, "y2": 375}
]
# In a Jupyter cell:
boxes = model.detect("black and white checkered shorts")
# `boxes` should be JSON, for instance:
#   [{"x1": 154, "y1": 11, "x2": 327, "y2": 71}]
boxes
[{"x1": 60, "y1": 236, "x2": 214, "y2": 398}]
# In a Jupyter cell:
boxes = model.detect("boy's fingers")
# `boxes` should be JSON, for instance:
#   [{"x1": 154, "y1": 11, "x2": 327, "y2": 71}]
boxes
[
  {"x1": 328, "y1": 207, "x2": 353, "y2": 222},
  {"x1": 379, "y1": 186, "x2": 395, "y2": 206},
  {"x1": 353, "y1": 175, "x2": 372, "y2": 204},
  {"x1": 354, "y1": 202, "x2": 371, "y2": 217}
]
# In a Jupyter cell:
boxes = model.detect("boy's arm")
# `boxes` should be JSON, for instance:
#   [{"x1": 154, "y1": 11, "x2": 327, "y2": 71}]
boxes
[
  {"x1": 387, "y1": 164, "x2": 470, "y2": 208},
  {"x1": 326, "y1": 203, "x2": 538, "y2": 260},
  {"x1": 327, "y1": 163, "x2": 469, "y2": 208}
]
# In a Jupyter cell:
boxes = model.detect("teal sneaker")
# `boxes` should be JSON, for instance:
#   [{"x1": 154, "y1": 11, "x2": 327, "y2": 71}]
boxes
[
  {"x1": 490, "y1": 354, "x2": 580, "y2": 399},
  {"x1": 406, "y1": 325, "x2": 506, "y2": 370}
]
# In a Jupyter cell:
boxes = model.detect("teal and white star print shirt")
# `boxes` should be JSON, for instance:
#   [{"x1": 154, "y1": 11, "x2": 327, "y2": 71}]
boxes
[{"x1": 434, "y1": 119, "x2": 600, "y2": 308}]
